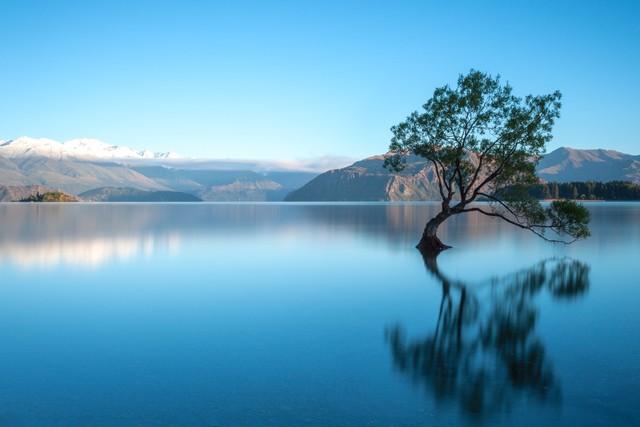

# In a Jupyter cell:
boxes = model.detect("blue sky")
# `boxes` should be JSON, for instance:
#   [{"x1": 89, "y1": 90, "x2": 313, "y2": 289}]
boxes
[{"x1": 0, "y1": 0, "x2": 638, "y2": 160}]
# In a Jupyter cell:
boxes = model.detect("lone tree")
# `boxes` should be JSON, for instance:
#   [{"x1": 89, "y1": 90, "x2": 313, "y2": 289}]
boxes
[{"x1": 385, "y1": 70, "x2": 590, "y2": 255}]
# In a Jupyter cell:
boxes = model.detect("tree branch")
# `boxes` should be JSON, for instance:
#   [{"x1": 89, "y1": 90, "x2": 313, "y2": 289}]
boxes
[{"x1": 461, "y1": 207, "x2": 577, "y2": 244}]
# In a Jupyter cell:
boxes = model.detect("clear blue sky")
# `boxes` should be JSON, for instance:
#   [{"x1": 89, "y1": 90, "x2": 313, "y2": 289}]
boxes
[{"x1": 1, "y1": 0, "x2": 638, "y2": 160}]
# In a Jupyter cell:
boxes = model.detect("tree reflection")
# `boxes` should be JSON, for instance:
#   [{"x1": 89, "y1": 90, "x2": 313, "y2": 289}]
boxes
[{"x1": 386, "y1": 254, "x2": 590, "y2": 417}]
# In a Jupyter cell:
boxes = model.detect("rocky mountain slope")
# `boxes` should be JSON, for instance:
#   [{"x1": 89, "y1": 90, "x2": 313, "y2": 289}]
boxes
[{"x1": 285, "y1": 155, "x2": 441, "y2": 201}]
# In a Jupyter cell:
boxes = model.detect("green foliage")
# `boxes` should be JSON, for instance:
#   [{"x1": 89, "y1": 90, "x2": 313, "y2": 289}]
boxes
[
  {"x1": 19, "y1": 192, "x2": 46, "y2": 202},
  {"x1": 386, "y1": 70, "x2": 561, "y2": 198},
  {"x1": 19, "y1": 191, "x2": 77, "y2": 202},
  {"x1": 386, "y1": 70, "x2": 590, "y2": 244},
  {"x1": 547, "y1": 200, "x2": 590, "y2": 239}
]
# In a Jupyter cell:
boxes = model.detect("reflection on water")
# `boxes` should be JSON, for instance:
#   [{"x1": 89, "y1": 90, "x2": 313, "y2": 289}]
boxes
[
  {"x1": 2, "y1": 202, "x2": 637, "y2": 268},
  {"x1": 0, "y1": 202, "x2": 638, "y2": 426},
  {"x1": 0, "y1": 203, "x2": 497, "y2": 267},
  {"x1": 387, "y1": 254, "x2": 590, "y2": 418},
  {"x1": 0, "y1": 234, "x2": 182, "y2": 268}
]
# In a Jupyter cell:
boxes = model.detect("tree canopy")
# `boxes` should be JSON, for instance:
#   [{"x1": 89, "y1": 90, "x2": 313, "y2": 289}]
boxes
[{"x1": 385, "y1": 70, "x2": 590, "y2": 253}]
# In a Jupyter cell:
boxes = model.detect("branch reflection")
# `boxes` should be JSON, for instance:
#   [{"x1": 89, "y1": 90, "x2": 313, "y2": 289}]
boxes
[{"x1": 386, "y1": 254, "x2": 590, "y2": 417}]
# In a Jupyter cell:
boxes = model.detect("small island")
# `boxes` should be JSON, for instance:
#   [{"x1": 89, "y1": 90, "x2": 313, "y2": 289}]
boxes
[{"x1": 19, "y1": 191, "x2": 78, "y2": 203}]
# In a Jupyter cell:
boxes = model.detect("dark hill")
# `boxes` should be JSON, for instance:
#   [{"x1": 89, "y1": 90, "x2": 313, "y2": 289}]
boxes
[{"x1": 79, "y1": 187, "x2": 202, "y2": 202}]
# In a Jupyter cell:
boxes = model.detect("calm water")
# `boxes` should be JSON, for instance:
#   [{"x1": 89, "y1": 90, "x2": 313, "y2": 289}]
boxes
[{"x1": 0, "y1": 202, "x2": 638, "y2": 426}]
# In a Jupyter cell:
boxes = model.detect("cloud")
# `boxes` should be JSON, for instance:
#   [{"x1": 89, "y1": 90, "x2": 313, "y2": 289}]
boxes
[
  {"x1": 146, "y1": 155, "x2": 356, "y2": 173},
  {"x1": 1, "y1": 135, "x2": 358, "y2": 173}
]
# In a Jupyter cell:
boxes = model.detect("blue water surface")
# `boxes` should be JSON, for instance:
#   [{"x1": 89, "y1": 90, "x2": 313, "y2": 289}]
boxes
[{"x1": 0, "y1": 202, "x2": 638, "y2": 426}]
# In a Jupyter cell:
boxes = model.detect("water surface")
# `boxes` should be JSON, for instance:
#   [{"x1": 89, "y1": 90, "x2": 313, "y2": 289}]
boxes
[{"x1": 0, "y1": 202, "x2": 638, "y2": 426}]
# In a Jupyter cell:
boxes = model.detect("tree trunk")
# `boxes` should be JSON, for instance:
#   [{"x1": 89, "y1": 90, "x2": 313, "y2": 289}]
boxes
[{"x1": 416, "y1": 212, "x2": 452, "y2": 256}]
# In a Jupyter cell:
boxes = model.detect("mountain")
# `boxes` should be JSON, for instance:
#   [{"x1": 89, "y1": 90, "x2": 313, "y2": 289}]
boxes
[
  {"x1": 0, "y1": 156, "x2": 167, "y2": 194},
  {"x1": 4, "y1": 136, "x2": 634, "y2": 202},
  {"x1": 0, "y1": 136, "x2": 320, "y2": 201},
  {"x1": 0, "y1": 136, "x2": 320, "y2": 200},
  {"x1": 0, "y1": 156, "x2": 316, "y2": 201},
  {"x1": 285, "y1": 155, "x2": 441, "y2": 201},
  {"x1": 79, "y1": 187, "x2": 202, "y2": 202},
  {"x1": 286, "y1": 147, "x2": 640, "y2": 201},
  {"x1": 132, "y1": 166, "x2": 317, "y2": 201},
  {"x1": 536, "y1": 147, "x2": 640, "y2": 183},
  {"x1": 0, "y1": 137, "x2": 180, "y2": 161}
]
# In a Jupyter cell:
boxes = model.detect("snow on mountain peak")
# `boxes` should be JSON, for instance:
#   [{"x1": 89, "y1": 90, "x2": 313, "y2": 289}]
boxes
[{"x1": 0, "y1": 136, "x2": 182, "y2": 161}]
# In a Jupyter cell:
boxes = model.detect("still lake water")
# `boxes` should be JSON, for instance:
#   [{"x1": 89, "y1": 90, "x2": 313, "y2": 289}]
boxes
[{"x1": 0, "y1": 202, "x2": 638, "y2": 426}]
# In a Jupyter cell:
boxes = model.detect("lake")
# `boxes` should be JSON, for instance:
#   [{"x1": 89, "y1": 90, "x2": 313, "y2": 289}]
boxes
[{"x1": 0, "y1": 202, "x2": 638, "y2": 426}]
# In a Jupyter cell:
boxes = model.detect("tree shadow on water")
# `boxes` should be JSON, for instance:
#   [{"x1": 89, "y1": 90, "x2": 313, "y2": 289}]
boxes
[{"x1": 386, "y1": 253, "x2": 590, "y2": 419}]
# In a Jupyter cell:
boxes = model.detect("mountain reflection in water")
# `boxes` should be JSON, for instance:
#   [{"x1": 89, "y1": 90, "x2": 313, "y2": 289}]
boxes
[
  {"x1": 387, "y1": 254, "x2": 590, "y2": 418},
  {"x1": 0, "y1": 203, "x2": 504, "y2": 268},
  {"x1": 0, "y1": 202, "x2": 635, "y2": 269}
]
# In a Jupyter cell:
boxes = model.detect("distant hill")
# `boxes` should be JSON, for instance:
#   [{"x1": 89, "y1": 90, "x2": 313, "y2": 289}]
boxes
[
  {"x1": 286, "y1": 147, "x2": 640, "y2": 201},
  {"x1": 285, "y1": 154, "x2": 441, "y2": 201},
  {"x1": 537, "y1": 147, "x2": 640, "y2": 183},
  {"x1": 79, "y1": 187, "x2": 202, "y2": 202},
  {"x1": 132, "y1": 166, "x2": 316, "y2": 201}
]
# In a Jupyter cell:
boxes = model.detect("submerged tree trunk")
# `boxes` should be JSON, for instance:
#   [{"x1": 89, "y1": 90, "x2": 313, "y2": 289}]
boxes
[{"x1": 416, "y1": 211, "x2": 452, "y2": 256}]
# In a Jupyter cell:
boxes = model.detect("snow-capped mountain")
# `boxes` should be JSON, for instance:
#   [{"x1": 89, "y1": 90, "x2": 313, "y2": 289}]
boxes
[{"x1": 0, "y1": 137, "x2": 181, "y2": 161}]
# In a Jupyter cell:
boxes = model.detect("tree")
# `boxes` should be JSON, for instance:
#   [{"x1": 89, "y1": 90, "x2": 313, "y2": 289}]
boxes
[{"x1": 385, "y1": 70, "x2": 590, "y2": 255}]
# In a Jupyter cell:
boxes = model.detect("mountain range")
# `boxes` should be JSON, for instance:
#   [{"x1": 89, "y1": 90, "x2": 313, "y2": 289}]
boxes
[
  {"x1": 0, "y1": 137, "x2": 319, "y2": 200},
  {"x1": 287, "y1": 147, "x2": 640, "y2": 201},
  {"x1": 0, "y1": 137, "x2": 637, "y2": 201}
]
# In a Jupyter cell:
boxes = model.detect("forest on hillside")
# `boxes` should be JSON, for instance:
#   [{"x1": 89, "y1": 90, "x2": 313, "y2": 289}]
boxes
[{"x1": 528, "y1": 181, "x2": 640, "y2": 201}]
